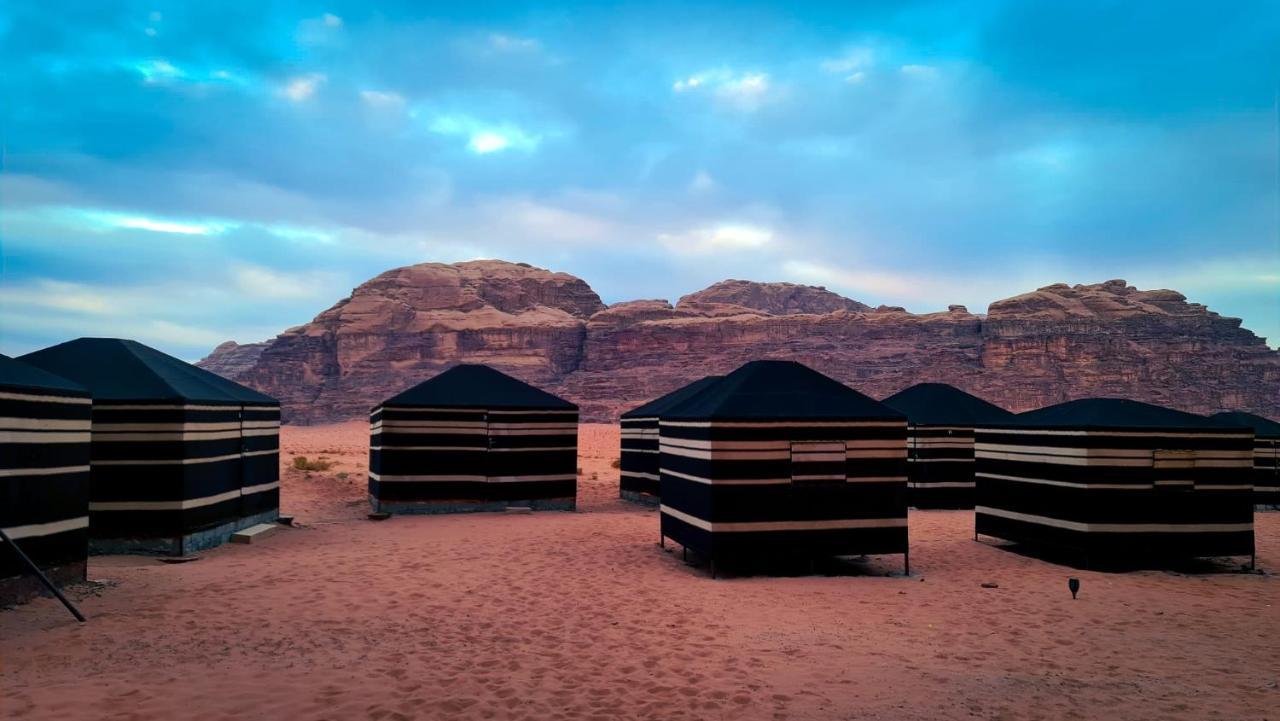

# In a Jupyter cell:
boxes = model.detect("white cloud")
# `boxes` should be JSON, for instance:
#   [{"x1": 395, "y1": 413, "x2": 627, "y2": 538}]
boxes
[
  {"x1": 900, "y1": 64, "x2": 939, "y2": 78},
  {"x1": 488, "y1": 33, "x2": 540, "y2": 52},
  {"x1": 483, "y1": 198, "x2": 615, "y2": 241},
  {"x1": 297, "y1": 14, "x2": 344, "y2": 46},
  {"x1": 135, "y1": 58, "x2": 183, "y2": 83},
  {"x1": 821, "y1": 47, "x2": 873, "y2": 75},
  {"x1": 659, "y1": 223, "x2": 774, "y2": 255},
  {"x1": 75, "y1": 209, "x2": 231, "y2": 235},
  {"x1": 322, "y1": 13, "x2": 342, "y2": 27},
  {"x1": 689, "y1": 170, "x2": 717, "y2": 193},
  {"x1": 282, "y1": 73, "x2": 326, "y2": 101},
  {"x1": 427, "y1": 114, "x2": 541, "y2": 154},
  {"x1": 230, "y1": 264, "x2": 337, "y2": 300},
  {"x1": 673, "y1": 69, "x2": 773, "y2": 110},
  {"x1": 360, "y1": 89, "x2": 406, "y2": 109}
]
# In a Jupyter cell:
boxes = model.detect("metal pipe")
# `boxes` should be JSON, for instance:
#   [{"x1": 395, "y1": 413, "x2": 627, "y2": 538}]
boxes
[{"x1": 0, "y1": 528, "x2": 86, "y2": 623}]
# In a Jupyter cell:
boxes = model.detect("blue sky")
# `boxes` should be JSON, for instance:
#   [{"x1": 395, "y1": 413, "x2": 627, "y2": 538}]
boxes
[{"x1": 2, "y1": 1, "x2": 1278, "y2": 360}]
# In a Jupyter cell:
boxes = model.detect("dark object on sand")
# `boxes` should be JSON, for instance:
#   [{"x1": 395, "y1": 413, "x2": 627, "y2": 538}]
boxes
[
  {"x1": 0, "y1": 528, "x2": 86, "y2": 623},
  {"x1": 158, "y1": 555, "x2": 201, "y2": 564},
  {"x1": 1069, "y1": 577, "x2": 1080, "y2": 599},
  {"x1": 368, "y1": 512, "x2": 392, "y2": 521},
  {"x1": 981, "y1": 581, "x2": 999, "y2": 589}
]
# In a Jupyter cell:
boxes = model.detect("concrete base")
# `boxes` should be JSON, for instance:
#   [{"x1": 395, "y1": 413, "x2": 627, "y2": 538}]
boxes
[
  {"x1": 370, "y1": 495, "x2": 575, "y2": 515},
  {"x1": 620, "y1": 489, "x2": 660, "y2": 507},
  {"x1": 230, "y1": 523, "x2": 280, "y2": 544},
  {"x1": 89, "y1": 509, "x2": 280, "y2": 556},
  {"x1": 0, "y1": 560, "x2": 87, "y2": 608}
]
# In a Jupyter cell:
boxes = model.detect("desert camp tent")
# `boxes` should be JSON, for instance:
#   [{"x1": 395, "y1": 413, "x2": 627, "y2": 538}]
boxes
[
  {"x1": 0, "y1": 355, "x2": 91, "y2": 605},
  {"x1": 369, "y1": 364, "x2": 578, "y2": 514},
  {"x1": 1210, "y1": 411, "x2": 1280, "y2": 507},
  {"x1": 975, "y1": 398, "x2": 1255, "y2": 566},
  {"x1": 619, "y1": 376, "x2": 723, "y2": 504},
  {"x1": 19, "y1": 338, "x2": 280, "y2": 555},
  {"x1": 881, "y1": 383, "x2": 1014, "y2": 509},
  {"x1": 658, "y1": 360, "x2": 909, "y2": 574}
]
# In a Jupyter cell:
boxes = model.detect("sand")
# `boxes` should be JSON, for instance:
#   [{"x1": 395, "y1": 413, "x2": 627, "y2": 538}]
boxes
[{"x1": 2, "y1": 422, "x2": 1278, "y2": 720}]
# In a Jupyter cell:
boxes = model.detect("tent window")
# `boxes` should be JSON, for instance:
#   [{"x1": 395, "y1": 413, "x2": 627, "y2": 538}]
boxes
[{"x1": 790, "y1": 441, "x2": 846, "y2": 486}]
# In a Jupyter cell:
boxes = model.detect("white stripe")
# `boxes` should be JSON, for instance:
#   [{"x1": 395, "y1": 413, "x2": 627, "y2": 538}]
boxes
[
  {"x1": 0, "y1": 417, "x2": 91, "y2": 431},
  {"x1": 977, "y1": 428, "x2": 1250, "y2": 439},
  {"x1": 910, "y1": 457, "x2": 975, "y2": 463},
  {"x1": 244, "y1": 449, "x2": 278, "y2": 458},
  {"x1": 660, "y1": 420, "x2": 904, "y2": 429},
  {"x1": 241, "y1": 481, "x2": 281, "y2": 495},
  {"x1": 976, "y1": 505, "x2": 1253, "y2": 534},
  {"x1": 0, "y1": 430, "x2": 90, "y2": 444},
  {"x1": 0, "y1": 464, "x2": 90, "y2": 478},
  {"x1": 90, "y1": 488, "x2": 242, "y2": 511},
  {"x1": 370, "y1": 445, "x2": 572, "y2": 453},
  {"x1": 94, "y1": 404, "x2": 245, "y2": 411},
  {"x1": 909, "y1": 481, "x2": 975, "y2": 488},
  {"x1": 487, "y1": 474, "x2": 577, "y2": 483},
  {"x1": 660, "y1": 504, "x2": 907, "y2": 532},
  {"x1": 95, "y1": 430, "x2": 245, "y2": 442},
  {"x1": 1, "y1": 516, "x2": 89, "y2": 541},
  {"x1": 95, "y1": 452, "x2": 246, "y2": 466},
  {"x1": 369, "y1": 472, "x2": 486, "y2": 482},
  {"x1": 485, "y1": 410, "x2": 577, "y2": 416},
  {"x1": 976, "y1": 471, "x2": 1151, "y2": 490},
  {"x1": 95, "y1": 422, "x2": 244, "y2": 432},
  {"x1": 0, "y1": 390, "x2": 89, "y2": 405},
  {"x1": 660, "y1": 467, "x2": 904, "y2": 485},
  {"x1": 621, "y1": 471, "x2": 659, "y2": 481}
]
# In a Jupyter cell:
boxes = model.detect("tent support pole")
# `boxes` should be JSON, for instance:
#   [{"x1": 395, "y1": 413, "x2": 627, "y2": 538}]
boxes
[
  {"x1": 0, "y1": 528, "x2": 85, "y2": 623},
  {"x1": 904, "y1": 549, "x2": 910, "y2": 576}
]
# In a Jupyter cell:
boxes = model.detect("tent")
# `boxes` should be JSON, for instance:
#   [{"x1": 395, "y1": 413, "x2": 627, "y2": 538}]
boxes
[
  {"x1": 1210, "y1": 411, "x2": 1280, "y2": 507},
  {"x1": 619, "y1": 376, "x2": 723, "y2": 504},
  {"x1": 975, "y1": 398, "x2": 1255, "y2": 566},
  {"x1": 1, "y1": 355, "x2": 91, "y2": 605},
  {"x1": 658, "y1": 360, "x2": 909, "y2": 574},
  {"x1": 19, "y1": 338, "x2": 280, "y2": 555},
  {"x1": 881, "y1": 383, "x2": 1014, "y2": 509},
  {"x1": 370, "y1": 364, "x2": 578, "y2": 514}
]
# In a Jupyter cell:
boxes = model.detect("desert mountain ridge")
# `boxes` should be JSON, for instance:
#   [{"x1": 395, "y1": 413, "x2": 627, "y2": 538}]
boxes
[{"x1": 198, "y1": 259, "x2": 1280, "y2": 424}]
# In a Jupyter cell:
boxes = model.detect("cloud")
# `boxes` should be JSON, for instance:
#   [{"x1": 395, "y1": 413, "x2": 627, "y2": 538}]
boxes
[
  {"x1": 230, "y1": 263, "x2": 339, "y2": 300},
  {"x1": 297, "y1": 13, "x2": 344, "y2": 46},
  {"x1": 659, "y1": 223, "x2": 774, "y2": 255},
  {"x1": 689, "y1": 170, "x2": 717, "y2": 193},
  {"x1": 360, "y1": 89, "x2": 406, "y2": 109},
  {"x1": 281, "y1": 73, "x2": 326, "y2": 101},
  {"x1": 74, "y1": 209, "x2": 232, "y2": 235},
  {"x1": 821, "y1": 47, "x2": 873, "y2": 76},
  {"x1": 426, "y1": 114, "x2": 542, "y2": 154},
  {"x1": 488, "y1": 33, "x2": 540, "y2": 53},
  {"x1": 900, "y1": 64, "x2": 939, "y2": 78},
  {"x1": 673, "y1": 69, "x2": 774, "y2": 110}
]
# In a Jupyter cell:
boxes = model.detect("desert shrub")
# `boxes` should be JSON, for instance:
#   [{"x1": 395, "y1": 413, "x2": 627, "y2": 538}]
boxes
[
  {"x1": 610, "y1": 458, "x2": 621, "y2": 469},
  {"x1": 577, "y1": 467, "x2": 584, "y2": 476},
  {"x1": 292, "y1": 456, "x2": 334, "y2": 472},
  {"x1": 336, "y1": 472, "x2": 349, "y2": 480}
]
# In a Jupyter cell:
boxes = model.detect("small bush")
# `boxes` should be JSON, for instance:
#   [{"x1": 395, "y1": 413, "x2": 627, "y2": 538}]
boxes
[
  {"x1": 336, "y1": 472, "x2": 349, "y2": 480},
  {"x1": 293, "y1": 456, "x2": 334, "y2": 472},
  {"x1": 610, "y1": 458, "x2": 621, "y2": 469},
  {"x1": 577, "y1": 467, "x2": 584, "y2": 476}
]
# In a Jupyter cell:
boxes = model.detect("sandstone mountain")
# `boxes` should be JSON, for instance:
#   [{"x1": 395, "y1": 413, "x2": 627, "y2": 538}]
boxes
[{"x1": 200, "y1": 260, "x2": 1280, "y2": 424}]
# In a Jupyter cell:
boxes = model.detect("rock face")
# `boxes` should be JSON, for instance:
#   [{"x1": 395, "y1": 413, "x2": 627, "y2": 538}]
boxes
[{"x1": 199, "y1": 263, "x2": 1280, "y2": 424}]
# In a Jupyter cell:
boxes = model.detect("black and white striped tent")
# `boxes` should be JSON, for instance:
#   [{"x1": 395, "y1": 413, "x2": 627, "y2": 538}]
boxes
[
  {"x1": 1210, "y1": 411, "x2": 1280, "y2": 507},
  {"x1": 619, "y1": 376, "x2": 723, "y2": 504},
  {"x1": 881, "y1": 383, "x2": 1014, "y2": 509},
  {"x1": 370, "y1": 364, "x2": 578, "y2": 514},
  {"x1": 19, "y1": 338, "x2": 280, "y2": 555},
  {"x1": 658, "y1": 360, "x2": 909, "y2": 573},
  {"x1": 975, "y1": 398, "x2": 1255, "y2": 566},
  {"x1": 1, "y1": 355, "x2": 91, "y2": 605}
]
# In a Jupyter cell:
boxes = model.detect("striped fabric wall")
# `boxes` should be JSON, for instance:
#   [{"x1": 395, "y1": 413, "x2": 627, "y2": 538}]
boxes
[
  {"x1": 658, "y1": 419, "x2": 909, "y2": 563},
  {"x1": 974, "y1": 427, "x2": 1255, "y2": 562},
  {"x1": 1255, "y1": 436, "x2": 1279, "y2": 506},
  {"x1": 1, "y1": 385, "x2": 91, "y2": 590},
  {"x1": 907, "y1": 425, "x2": 976, "y2": 509},
  {"x1": 619, "y1": 416, "x2": 659, "y2": 502},
  {"x1": 369, "y1": 406, "x2": 578, "y2": 512},
  {"x1": 86, "y1": 402, "x2": 280, "y2": 551}
]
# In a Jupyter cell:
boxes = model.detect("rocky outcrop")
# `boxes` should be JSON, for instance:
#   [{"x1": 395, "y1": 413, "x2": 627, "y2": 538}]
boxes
[{"x1": 199, "y1": 263, "x2": 1280, "y2": 424}]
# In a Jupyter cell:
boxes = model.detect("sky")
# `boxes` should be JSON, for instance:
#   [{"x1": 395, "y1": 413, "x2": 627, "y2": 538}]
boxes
[{"x1": 1, "y1": 1, "x2": 1278, "y2": 360}]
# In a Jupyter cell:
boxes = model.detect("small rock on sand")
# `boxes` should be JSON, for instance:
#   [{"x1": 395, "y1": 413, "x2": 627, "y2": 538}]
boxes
[{"x1": 981, "y1": 582, "x2": 999, "y2": 589}]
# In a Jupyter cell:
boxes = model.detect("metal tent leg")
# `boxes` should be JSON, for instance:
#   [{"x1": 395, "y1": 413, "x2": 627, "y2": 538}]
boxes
[
  {"x1": 904, "y1": 549, "x2": 910, "y2": 576},
  {"x1": 0, "y1": 528, "x2": 85, "y2": 623}
]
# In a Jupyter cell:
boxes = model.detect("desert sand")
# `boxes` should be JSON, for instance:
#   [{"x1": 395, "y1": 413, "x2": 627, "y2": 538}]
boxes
[{"x1": 2, "y1": 422, "x2": 1278, "y2": 720}]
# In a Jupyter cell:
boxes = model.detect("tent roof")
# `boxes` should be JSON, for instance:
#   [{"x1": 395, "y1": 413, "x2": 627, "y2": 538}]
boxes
[
  {"x1": 0, "y1": 353, "x2": 88, "y2": 396},
  {"x1": 1209, "y1": 411, "x2": 1280, "y2": 438},
  {"x1": 621, "y1": 376, "x2": 724, "y2": 419},
  {"x1": 663, "y1": 360, "x2": 903, "y2": 421},
  {"x1": 881, "y1": 383, "x2": 1014, "y2": 426},
  {"x1": 18, "y1": 338, "x2": 276, "y2": 405},
  {"x1": 380, "y1": 364, "x2": 576, "y2": 410},
  {"x1": 1009, "y1": 398, "x2": 1226, "y2": 431}
]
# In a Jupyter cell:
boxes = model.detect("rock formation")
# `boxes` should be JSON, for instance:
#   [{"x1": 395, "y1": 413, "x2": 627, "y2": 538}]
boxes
[{"x1": 199, "y1": 262, "x2": 1280, "y2": 424}]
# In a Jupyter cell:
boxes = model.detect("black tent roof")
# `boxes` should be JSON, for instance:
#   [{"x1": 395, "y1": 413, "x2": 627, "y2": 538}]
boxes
[
  {"x1": 621, "y1": 376, "x2": 724, "y2": 419},
  {"x1": 1009, "y1": 398, "x2": 1227, "y2": 431},
  {"x1": 662, "y1": 360, "x2": 903, "y2": 421},
  {"x1": 1209, "y1": 411, "x2": 1280, "y2": 438},
  {"x1": 0, "y1": 353, "x2": 88, "y2": 396},
  {"x1": 18, "y1": 338, "x2": 276, "y2": 405},
  {"x1": 380, "y1": 364, "x2": 576, "y2": 410},
  {"x1": 881, "y1": 383, "x2": 1014, "y2": 426}
]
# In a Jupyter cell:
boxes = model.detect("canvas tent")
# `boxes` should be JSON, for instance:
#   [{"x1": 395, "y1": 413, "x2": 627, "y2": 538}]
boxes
[
  {"x1": 975, "y1": 398, "x2": 1255, "y2": 566},
  {"x1": 0, "y1": 354, "x2": 91, "y2": 605},
  {"x1": 658, "y1": 360, "x2": 909, "y2": 574},
  {"x1": 1210, "y1": 411, "x2": 1280, "y2": 507},
  {"x1": 19, "y1": 338, "x2": 280, "y2": 555},
  {"x1": 619, "y1": 376, "x2": 723, "y2": 504},
  {"x1": 369, "y1": 364, "x2": 578, "y2": 514},
  {"x1": 881, "y1": 383, "x2": 1014, "y2": 509}
]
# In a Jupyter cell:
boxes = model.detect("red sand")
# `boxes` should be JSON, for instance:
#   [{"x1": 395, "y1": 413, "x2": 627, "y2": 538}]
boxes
[{"x1": 3, "y1": 422, "x2": 1278, "y2": 720}]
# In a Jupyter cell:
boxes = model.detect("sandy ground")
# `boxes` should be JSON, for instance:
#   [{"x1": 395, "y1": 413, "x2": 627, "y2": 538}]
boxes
[{"x1": 3, "y1": 422, "x2": 1279, "y2": 721}]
